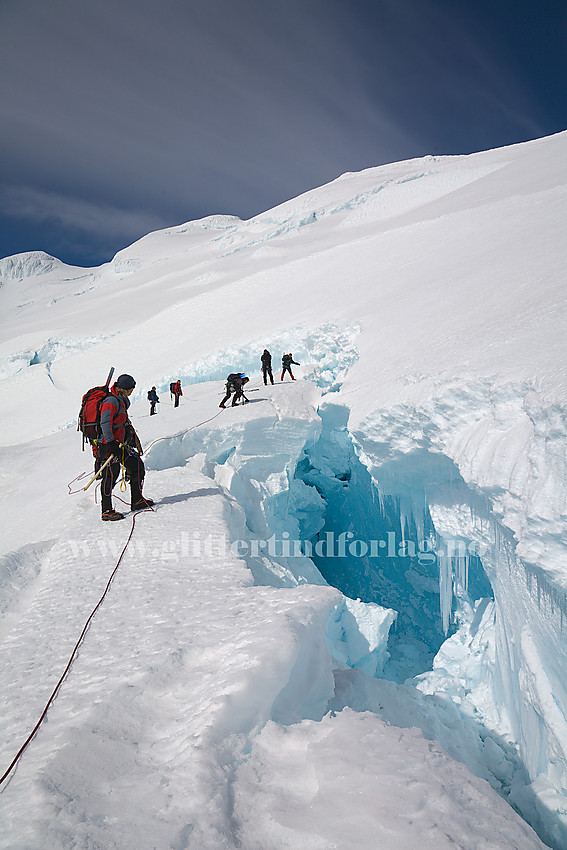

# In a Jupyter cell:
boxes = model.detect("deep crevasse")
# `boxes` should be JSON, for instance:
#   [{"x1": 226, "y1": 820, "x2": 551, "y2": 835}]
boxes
[
  {"x1": 348, "y1": 381, "x2": 567, "y2": 850},
  {"x1": 145, "y1": 373, "x2": 567, "y2": 849}
]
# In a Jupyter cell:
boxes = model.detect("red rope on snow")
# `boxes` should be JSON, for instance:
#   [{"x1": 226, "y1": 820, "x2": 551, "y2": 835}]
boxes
[
  {"x1": 143, "y1": 407, "x2": 226, "y2": 452},
  {"x1": 9, "y1": 391, "x2": 257, "y2": 786},
  {"x1": 68, "y1": 408, "x2": 227, "y2": 495},
  {"x1": 0, "y1": 507, "x2": 152, "y2": 789}
]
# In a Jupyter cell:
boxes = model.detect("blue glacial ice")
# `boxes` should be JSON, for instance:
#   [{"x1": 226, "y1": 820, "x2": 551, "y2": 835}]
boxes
[{"x1": 145, "y1": 345, "x2": 567, "y2": 849}]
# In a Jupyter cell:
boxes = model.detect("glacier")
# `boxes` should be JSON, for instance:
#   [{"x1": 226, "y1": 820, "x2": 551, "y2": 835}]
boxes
[{"x1": 0, "y1": 132, "x2": 566, "y2": 849}]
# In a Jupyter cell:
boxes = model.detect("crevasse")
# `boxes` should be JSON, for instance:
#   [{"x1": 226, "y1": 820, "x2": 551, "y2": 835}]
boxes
[
  {"x1": 146, "y1": 375, "x2": 567, "y2": 850},
  {"x1": 296, "y1": 395, "x2": 567, "y2": 850}
]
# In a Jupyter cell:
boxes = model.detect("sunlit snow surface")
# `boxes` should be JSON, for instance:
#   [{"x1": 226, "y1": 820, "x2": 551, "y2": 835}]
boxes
[{"x1": 1, "y1": 133, "x2": 567, "y2": 849}]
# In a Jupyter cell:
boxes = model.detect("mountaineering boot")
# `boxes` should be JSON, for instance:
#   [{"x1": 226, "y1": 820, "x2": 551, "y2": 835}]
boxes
[
  {"x1": 102, "y1": 509, "x2": 125, "y2": 521},
  {"x1": 131, "y1": 497, "x2": 155, "y2": 511},
  {"x1": 219, "y1": 403, "x2": 226, "y2": 408}
]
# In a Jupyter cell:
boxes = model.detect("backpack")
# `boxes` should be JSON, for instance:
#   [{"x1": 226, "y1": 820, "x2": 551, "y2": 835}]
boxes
[
  {"x1": 227, "y1": 372, "x2": 245, "y2": 390},
  {"x1": 170, "y1": 382, "x2": 176, "y2": 394},
  {"x1": 78, "y1": 386, "x2": 112, "y2": 447}
]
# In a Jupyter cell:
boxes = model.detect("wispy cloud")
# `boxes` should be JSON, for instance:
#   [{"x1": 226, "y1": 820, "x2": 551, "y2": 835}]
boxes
[{"x1": 0, "y1": 184, "x2": 169, "y2": 241}]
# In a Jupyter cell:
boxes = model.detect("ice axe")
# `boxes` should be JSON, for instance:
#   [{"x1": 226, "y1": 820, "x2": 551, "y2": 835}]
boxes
[{"x1": 83, "y1": 454, "x2": 115, "y2": 491}]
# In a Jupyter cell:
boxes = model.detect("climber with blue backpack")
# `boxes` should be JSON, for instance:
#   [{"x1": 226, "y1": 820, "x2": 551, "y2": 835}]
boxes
[
  {"x1": 219, "y1": 373, "x2": 250, "y2": 408},
  {"x1": 148, "y1": 386, "x2": 159, "y2": 415},
  {"x1": 281, "y1": 353, "x2": 300, "y2": 381}
]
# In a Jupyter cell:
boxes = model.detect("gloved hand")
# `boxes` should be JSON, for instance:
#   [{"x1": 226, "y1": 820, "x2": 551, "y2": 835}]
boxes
[{"x1": 104, "y1": 440, "x2": 123, "y2": 458}]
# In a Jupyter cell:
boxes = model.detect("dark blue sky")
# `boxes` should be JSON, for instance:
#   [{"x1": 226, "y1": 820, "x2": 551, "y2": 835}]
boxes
[{"x1": 1, "y1": 0, "x2": 565, "y2": 267}]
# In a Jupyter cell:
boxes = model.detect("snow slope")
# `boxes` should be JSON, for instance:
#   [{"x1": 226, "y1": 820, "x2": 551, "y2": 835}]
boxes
[{"x1": 1, "y1": 131, "x2": 566, "y2": 848}]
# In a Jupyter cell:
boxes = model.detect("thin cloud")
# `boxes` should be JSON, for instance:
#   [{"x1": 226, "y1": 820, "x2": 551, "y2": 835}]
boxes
[{"x1": 0, "y1": 184, "x2": 169, "y2": 242}]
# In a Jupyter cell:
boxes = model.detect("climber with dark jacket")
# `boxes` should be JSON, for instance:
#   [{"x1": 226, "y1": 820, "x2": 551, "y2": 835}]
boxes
[
  {"x1": 261, "y1": 349, "x2": 274, "y2": 385},
  {"x1": 147, "y1": 386, "x2": 159, "y2": 415},
  {"x1": 281, "y1": 353, "x2": 300, "y2": 381},
  {"x1": 172, "y1": 379, "x2": 183, "y2": 408},
  {"x1": 94, "y1": 374, "x2": 154, "y2": 521},
  {"x1": 220, "y1": 374, "x2": 250, "y2": 408}
]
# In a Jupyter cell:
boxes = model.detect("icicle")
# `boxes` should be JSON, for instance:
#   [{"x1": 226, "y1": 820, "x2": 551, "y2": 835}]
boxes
[
  {"x1": 377, "y1": 485, "x2": 385, "y2": 517},
  {"x1": 399, "y1": 503, "x2": 406, "y2": 550},
  {"x1": 412, "y1": 489, "x2": 425, "y2": 544},
  {"x1": 454, "y1": 552, "x2": 469, "y2": 594},
  {"x1": 492, "y1": 519, "x2": 501, "y2": 565},
  {"x1": 438, "y1": 552, "x2": 453, "y2": 635}
]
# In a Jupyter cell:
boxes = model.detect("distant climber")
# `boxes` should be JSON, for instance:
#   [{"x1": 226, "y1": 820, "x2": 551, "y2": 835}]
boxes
[
  {"x1": 220, "y1": 373, "x2": 250, "y2": 408},
  {"x1": 281, "y1": 353, "x2": 300, "y2": 381},
  {"x1": 93, "y1": 374, "x2": 154, "y2": 521},
  {"x1": 261, "y1": 349, "x2": 274, "y2": 385},
  {"x1": 170, "y1": 379, "x2": 183, "y2": 408},
  {"x1": 147, "y1": 386, "x2": 159, "y2": 415}
]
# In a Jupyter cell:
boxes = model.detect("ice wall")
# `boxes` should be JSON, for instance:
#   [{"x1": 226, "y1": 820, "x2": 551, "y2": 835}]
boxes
[
  {"x1": 142, "y1": 360, "x2": 567, "y2": 848},
  {"x1": 346, "y1": 384, "x2": 567, "y2": 850},
  {"x1": 293, "y1": 404, "x2": 497, "y2": 680},
  {"x1": 145, "y1": 383, "x2": 396, "y2": 683},
  {"x1": 146, "y1": 383, "x2": 566, "y2": 845}
]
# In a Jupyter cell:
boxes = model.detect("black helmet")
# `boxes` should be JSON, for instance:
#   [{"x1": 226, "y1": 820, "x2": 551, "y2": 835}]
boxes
[{"x1": 116, "y1": 374, "x2": 136, "y2": 390}]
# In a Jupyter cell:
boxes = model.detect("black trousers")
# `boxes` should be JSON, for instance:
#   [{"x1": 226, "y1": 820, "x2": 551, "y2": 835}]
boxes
[
  {"x1": 174, "y1": 393, "x2": 181, "y2": 407},
  {"x1": 220, "y1": 388, "x2": 248, "y2": 406},
  {"x1": 262, "y1": 366, "x2": 274, "y2": 385},
  {"x1": 96, "y1": 448, "x2": 145, "y2": 512},
  {"x1": 281, "y1": 365, "x2": 295, "y2": 380},
  {"x1": 150, "y1": 401, "x2": 157, "y2": 415}
]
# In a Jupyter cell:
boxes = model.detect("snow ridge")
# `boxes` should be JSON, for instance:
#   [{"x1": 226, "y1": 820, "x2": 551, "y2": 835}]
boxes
[{"x1": 0, "y1": 251, "x2": 87, "y2": 281}]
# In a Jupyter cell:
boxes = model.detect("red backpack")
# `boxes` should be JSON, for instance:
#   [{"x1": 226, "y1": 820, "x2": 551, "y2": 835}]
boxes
[
  {"x1": 77, "y1": 368, "x2": 114, "y2": 449},
  {"x1": 78, "y1": 386, "x2": 113, "y2": 446}
]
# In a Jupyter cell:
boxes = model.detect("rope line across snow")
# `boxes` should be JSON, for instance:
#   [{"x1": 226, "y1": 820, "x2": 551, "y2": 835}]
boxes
[
  {"x1": 0, "y1": 507, "x2": 152, "y2": 789},
  {"x1": 4, "y1": 390, "x2": 259, "y2": 786},
  {"x1": 68, "y1": 407, "x2": 227, "y2": 494}
]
